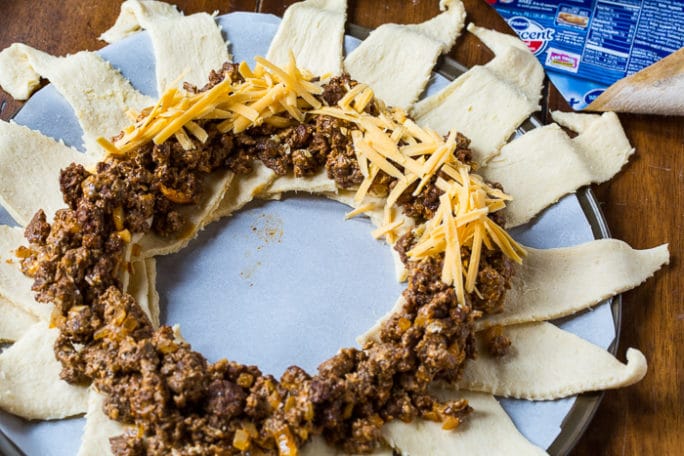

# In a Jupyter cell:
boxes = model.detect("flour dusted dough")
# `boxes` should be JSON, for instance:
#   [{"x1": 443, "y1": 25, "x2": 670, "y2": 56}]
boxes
[
  {"x1": 0, "y1": 322, "x2": 88, "y2": 419},
  {"x1": 210, "y1": 162, "x2": 277, "y2": 221},
  {"x1": 344, "y1": 0, "x2": 466, "y2": 110},
  {"x1": 267, "y1": 0, "x2": 346, "y2": 76},
  {"x1": 101, "y1": 0, "x2": 230, "y2": 94},
  {"x1": 478, "y1": 239, "x2": 668, "y2": 329},
  {"x1": 0, "y1": 225, "x2": 51, "y2": 321},
  {"x1": 0, "y1": 121, "x2": 95, "y2": 226},
  {"x1": 0, "y1": 44, "x2": 153, "y2": 156},
  {"x1": 140, "y1": 169, "x2": 234, "y2": 257},
  {"x1": 383, "y1": 390, "x2": 547, "y2": 456},
  {"x1": 0, "y1": 296, "x2": 38, "y2": 342},
  {"x1": 77, "y1": 388, "x2": 126, "y2": 456},
  {"x1": 413, "y1": 24, "x2": 543, "y2": 163},
  {"x1": 457, "y1": 322, "x2": 647, "y2": 400},
  {"x1": 483, "y1": 112, "x2": 634, "y2": 227}
]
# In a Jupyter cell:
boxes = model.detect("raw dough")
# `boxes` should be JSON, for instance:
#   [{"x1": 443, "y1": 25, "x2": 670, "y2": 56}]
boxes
[
  {"x1": 0, "y1": 296, "x2": 38, "y2": 342},
  {"x1": 477, "y1": 239, "x2": 668, "y2": 329},
  {"x1": 456, "y1": 322, "x2": 648, "y2": 400},
  {"x1": 383, "y1": 390, "x2": 547, "y2": 455},
  {"x1": 0, "y1": 322, "x2": 88, "y2": 419},
  {"x1": 0, "y1": 44, "x2": 152, "y2": 157},
  {"x1": 267, "y1": 0, "x2": 346, "y2": 76},
  {"x1": 413, "y1": 24, "x2": 543, "y2": 164},
  {"x1": 77, "y1": 388, "x2": 126, "y2": 456},
  {"x1": 209, "y1": 162, "x2": 277, "y2": 221},
  {"x1": 344, "y1": 0, "x2": 466, "y2": 109},
  {"x1": 483, "y1": 112, "x2": 634, "y2": 227},
  {"x1": 0, "y1": 121, "x2": 95, "y2": 226},
  {"x1": 0, "y1": 225, "x2": 52, "y2": 321},
  {"x1": 101, "y1": 0, "x2": 230, "y2": 94}
]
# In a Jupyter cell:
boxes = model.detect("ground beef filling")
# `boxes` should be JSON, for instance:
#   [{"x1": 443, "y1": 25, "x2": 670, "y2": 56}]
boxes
[{"x1": 19, "y1": 72, "x2": 514, "y2": 455}]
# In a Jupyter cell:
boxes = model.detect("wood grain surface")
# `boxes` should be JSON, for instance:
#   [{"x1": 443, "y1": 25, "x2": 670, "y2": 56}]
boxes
[{"x1": 0, "y1": 1, "x2": 681, "y2": 455}]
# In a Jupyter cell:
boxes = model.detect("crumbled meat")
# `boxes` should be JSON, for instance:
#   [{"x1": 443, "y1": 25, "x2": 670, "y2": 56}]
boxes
[
  {"x1": 321, "y1": 74, "x2": 357, "y2": 106},
  {"x1": 60, "y1": 163, "x2": 90, "y2": 209},
  {"x1": 320, "y1": 116, "x2": 363, "y2": 188},
  {"x1": 24, "y1": 209, "x2": 50, "y2": 245},
  {"x1": 183, "y1": 62, "x2": 243, "y2": 93},
  {"x1": 483, "y1": 325, "x2": 512, "y2": 357},
  {"x1": 17, "y1": 69, "x2": 516, "y2": 455}
]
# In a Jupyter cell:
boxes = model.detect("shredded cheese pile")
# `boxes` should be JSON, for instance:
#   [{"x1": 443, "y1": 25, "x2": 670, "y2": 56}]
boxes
[
  {"x1": 314, "y1": 84, "x2": 526, "y2": 304},
  {"x1": 97, "y1": 52, "x2": 322, "y2": 156},
  {"x1": 96, "y1": 56, "x2": 525, "y2": 305}
]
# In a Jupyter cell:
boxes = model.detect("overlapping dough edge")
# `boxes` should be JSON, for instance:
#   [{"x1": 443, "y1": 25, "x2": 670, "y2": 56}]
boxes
[{"x1": 0, "y1": 0, "x2": 669, "y2": 455}]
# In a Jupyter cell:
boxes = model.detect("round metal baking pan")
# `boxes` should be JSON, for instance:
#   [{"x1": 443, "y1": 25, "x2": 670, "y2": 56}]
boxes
[{"x1": 0, "y1": 15, "x2": 620, "y2": 456}]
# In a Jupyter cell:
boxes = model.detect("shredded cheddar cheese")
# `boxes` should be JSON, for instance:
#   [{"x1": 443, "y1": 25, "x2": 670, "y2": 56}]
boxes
[
  {"x1": 97, "y1": 57, "x2": 525, "y2": 305},
  {"x1": 311, "y1": 84, "x2": 526, "y2": 303},
  {"x1": 99, "y1": 52, "x2": 322, "y2": 155}
]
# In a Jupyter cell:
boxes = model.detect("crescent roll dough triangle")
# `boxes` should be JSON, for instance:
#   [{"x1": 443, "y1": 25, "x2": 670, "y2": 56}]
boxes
[
  {"x1": 0, "y1": 121, "x2": 95, "y2": 226},
  {"x1": 549, "y1": 110, "x2": 600, "y2": 133},
  {"x1": 77, "y1": 388, "x2": 126, "y2": 456},
  {"x1": 413, "y1": 24, "x2": 543, "y2": 164},
  {"x1": 0, "y1": 44, "x2": 153, "y2": 157},
  {"x1": 482, "y1": 112, "x2": 634, "y2": 227},
  {"x1": 99, "y1": 0, "x2": 180, "y2": 43},
  {"x1": 0, "y1": 225, "x2": 51, "y2": 321},
  {"x1": 210, "y1": 162, "x2": 277, "y2": 221},
  {"x1": 456, "y1": 322, "x2": 648, "y2": 400},
  {"x1": 466, "y1": 23, "x2": 544, "y2": 105},
  {"x1": 357, "y1": 239, "x2": 667, "y2": 345},
  {"x1": 478, "y1": 239, "x2": 668, "y2": 329},
  {"x1": 267, "y1": 0, "x2": 346, "y2": 76},
  {"x1": 0, "y1": 295, "x2": 38, "y2": 342},
  {"x1": 101, "y1": 0, "x2": 230, "y2": 94},
  {"x1": 344, "y1": 0, "x2": 466, "y2": 109},
  {"x1": 0, "y1": 321, "x2": 88, "y2": 420},
  {"x1": 383, "y1": 391, "x2": 547, "y2": 456},
  {"x1": 265, "y1": 169, "x2": 338, "y2": 196}
]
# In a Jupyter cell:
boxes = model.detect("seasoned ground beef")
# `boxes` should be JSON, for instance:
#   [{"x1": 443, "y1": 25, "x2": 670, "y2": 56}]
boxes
[
  {"x1": 321, "y1": 74, "x2": 357, "y2": 106},
  {"x1": 483, "y1": 325, "x2": 512, "y2": 358},
  {"x1": 24, "y1": 210, "x2": 50, "y2": 245},
  {"x1": 18, "y1": 68, "x2": 515, "y2": 455},
  {"x1": 396, "y1": 178, "x2": 443, "y2": 222},
  {"x1": 183, "y1": 62, "x2": 244, "y2": 94}
]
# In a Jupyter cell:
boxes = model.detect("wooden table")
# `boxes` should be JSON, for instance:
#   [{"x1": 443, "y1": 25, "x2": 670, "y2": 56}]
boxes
[{"x1": 0, "y1": 1, "x2": 681, "y2": 454}]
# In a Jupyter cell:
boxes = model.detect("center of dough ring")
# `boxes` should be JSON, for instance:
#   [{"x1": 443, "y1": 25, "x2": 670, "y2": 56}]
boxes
[{"x1": 158, "y1": 195, "x2": 404, "y2": 375}]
